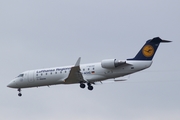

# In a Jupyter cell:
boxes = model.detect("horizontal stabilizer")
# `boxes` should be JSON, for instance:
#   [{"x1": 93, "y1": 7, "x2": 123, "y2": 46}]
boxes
[{"x1": 161, "y1": 40, "x2": 172, "y2": 43}]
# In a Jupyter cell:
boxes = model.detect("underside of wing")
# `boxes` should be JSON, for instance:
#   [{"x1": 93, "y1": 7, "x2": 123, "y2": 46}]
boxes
[
  {"x1": 93, "y1": 76, "x2": 129, "y2": 85},
  {"x1": 64, "y1": 57, "x2": 85, "y2": 84}
]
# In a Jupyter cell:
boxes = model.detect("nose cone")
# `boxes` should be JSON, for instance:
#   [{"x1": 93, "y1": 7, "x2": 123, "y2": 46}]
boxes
[{"x1": 7, "y1": 81, "x2": 17, "y2": 88}]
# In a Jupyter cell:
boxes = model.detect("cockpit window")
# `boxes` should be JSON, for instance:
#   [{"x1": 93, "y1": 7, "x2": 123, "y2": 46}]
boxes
[{"x1": 17, "y1": 74, "x2": 24, "y2": 77}]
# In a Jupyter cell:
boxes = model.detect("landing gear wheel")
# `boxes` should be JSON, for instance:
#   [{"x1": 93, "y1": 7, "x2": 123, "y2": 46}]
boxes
[
  {"x1": 17, "y1": 88, "x2": 22, "y2": 97},
  {"x1": 88, "y1": 85, "x2": 93, "y2": 90},
  {"x1": 87, "y1": 83, "x2": 91, "y2": 86},
  {"x1": 80, "y1": 83, "x2": 86, "y2": 88},
  {"x1": 18, "y1": 93, "x2": 22, "y2": 97}
]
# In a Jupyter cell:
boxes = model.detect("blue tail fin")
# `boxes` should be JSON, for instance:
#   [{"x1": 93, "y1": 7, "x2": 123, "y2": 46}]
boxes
[{"x1": 127, "y1": 37, "x2": 171, "y2": 60}]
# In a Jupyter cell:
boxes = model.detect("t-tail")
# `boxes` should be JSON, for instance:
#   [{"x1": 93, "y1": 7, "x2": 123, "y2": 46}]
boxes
[{"x1": 127, "y1": 37, "x2": 171, "y2": 61}]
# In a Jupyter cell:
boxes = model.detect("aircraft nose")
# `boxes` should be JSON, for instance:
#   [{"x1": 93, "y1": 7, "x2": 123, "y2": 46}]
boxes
[{"x1": 7, "y1": 81, "x2": 16, "y2": 88}]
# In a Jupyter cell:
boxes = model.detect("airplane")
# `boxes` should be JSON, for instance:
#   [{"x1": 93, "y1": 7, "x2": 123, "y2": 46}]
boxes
[{"x1": 7, "y1": 37, "x2": 171, "y2": 97}]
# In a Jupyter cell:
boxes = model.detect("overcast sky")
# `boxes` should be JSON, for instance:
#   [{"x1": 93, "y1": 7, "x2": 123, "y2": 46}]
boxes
[{"x1": 1, "y1": 0, "x2": 180, "y2": 120}]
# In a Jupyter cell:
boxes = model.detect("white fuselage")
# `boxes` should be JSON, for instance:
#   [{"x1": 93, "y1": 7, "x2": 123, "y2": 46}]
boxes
[{"x1": 8, "y1": 60, "x2": 152, "y2": 89}]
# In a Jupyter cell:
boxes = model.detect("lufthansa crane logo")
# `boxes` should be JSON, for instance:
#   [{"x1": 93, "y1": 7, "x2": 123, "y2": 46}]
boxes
[{"x1": 142, "y1": 45, "x2": 154, "y2": 57}]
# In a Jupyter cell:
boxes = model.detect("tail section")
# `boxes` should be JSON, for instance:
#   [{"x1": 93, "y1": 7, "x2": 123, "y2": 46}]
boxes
[{"x1": 127, "y1": 37, "x2": 171, "y2": 60}]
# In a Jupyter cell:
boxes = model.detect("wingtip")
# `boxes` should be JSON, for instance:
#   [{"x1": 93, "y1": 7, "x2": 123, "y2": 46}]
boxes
[{"x1": 75, "y1": 57, "x2": 81, "y2": 66}]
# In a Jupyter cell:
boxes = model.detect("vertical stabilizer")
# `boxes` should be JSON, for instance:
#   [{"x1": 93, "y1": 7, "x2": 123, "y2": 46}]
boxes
[{"x1": 127, "y1": 37, "x2": 171, "y2": 60}]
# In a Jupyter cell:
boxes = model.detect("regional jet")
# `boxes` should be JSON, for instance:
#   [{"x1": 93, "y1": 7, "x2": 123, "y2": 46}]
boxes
[{"x1": 7, "y1": 37, "x2": 171, "y2": 96}]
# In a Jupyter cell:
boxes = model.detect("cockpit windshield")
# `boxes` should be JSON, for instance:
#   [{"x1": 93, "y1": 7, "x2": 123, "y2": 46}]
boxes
[{"x1": 17, "y1": 74, "x2": 24, "y2": 77}]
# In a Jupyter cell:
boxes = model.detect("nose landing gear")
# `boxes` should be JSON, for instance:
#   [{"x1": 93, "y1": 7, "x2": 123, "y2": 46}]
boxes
[{"x1": 18, "y1": 88, "x2": 22, "y2": 97}]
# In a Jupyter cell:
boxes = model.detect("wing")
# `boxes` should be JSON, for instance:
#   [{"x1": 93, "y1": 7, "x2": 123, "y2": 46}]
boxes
[
  {"x1": 93, "y1": 76, "x2": 129, "y2": 85},
  {"x1": 64, "y1": 57, "x2": 85, "y2": 84}
]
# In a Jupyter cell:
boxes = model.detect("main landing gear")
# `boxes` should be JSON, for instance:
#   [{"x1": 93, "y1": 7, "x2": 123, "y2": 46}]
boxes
[
  {"x1": 80, "y1": 83, "x2": 86, "y2": 88},
  {"x1": 18, "y1": 88, "x2": 22, "y2": 97},
  {"x1": 80, "y1": 82, "x2": 93, "y2": 91}
]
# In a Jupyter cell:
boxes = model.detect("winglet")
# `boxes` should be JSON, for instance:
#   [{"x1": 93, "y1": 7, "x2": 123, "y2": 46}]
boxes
[{"x1": 75, "y1": 57, "x2": 81, "y2": 66}]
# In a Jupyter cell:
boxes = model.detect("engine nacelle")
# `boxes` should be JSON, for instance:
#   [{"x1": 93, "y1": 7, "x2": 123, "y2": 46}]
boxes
[{"x1": 101, "y1": 59, "x2": 120, "y2": 69}]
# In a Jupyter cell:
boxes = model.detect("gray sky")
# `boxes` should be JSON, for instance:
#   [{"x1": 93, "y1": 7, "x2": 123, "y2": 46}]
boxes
[{"x1": 1, "y1": 0, "x2": 180, "y2": 120}]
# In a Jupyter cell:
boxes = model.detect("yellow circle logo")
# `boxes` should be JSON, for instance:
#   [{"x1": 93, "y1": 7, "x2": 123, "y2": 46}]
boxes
[{"x1": 142, "y1": 45, "x2": 154, "y2": 57}]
